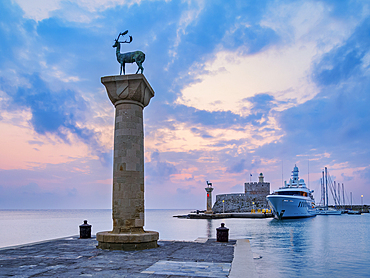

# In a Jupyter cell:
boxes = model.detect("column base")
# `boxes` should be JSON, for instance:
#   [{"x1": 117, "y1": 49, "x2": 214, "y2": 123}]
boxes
[
  {"x1": 205, "y1": 210, "x2": 214, "y2": 214},
  {"x1": 96, "y1": 231, "x2": 159, "y2": 251}
]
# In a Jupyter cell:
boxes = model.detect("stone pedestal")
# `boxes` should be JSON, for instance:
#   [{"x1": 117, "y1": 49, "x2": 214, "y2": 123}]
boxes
[
  {"x1": 205, "y1": 187, "x2": 214, "y2": 214},
  {"x1": 96, "y1": 74, "x2": 159, "y2": 251}
]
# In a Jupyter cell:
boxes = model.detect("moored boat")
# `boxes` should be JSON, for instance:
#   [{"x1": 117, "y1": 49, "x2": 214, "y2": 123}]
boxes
[
  {"x1": 316, "y1": 207, "x2": 342, "y2": 215},
  {"x1": 347, "y1": 210, "x2": 361, "y2": 215},
  {"x1": 266, "y1": 165, "x2": 316, "y2": 219}
]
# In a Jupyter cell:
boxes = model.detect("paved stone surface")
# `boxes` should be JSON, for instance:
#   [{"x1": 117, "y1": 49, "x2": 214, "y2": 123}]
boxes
[
  {"x1": 228, "y1": 239, "x2": 258, "y2": 278},
  {"x1": 142, "y1": 261, "x2": 231, "y2": 277},
  {"x1": 0, "y1": 237, "x2": 235, "y2": 277}
]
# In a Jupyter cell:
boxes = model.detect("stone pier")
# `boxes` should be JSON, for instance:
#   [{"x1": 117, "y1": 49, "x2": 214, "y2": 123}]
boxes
[{"x1": 96, "y1": 74, "x2": 159, "y2": 251}]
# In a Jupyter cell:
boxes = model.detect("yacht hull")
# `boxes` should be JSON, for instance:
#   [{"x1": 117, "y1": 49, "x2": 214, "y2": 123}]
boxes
[{"x1": 266, "y1": 195, "x2": 316, "y2": 219}]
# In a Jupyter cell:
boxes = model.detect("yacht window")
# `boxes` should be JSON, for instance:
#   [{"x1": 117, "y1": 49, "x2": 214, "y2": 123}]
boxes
[{"x1": 277, "y1": 191, "x2": 307, "y2": 196}]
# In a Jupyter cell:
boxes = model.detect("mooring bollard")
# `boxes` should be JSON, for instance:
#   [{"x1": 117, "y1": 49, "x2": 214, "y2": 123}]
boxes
[
  {"x1": 79, "y1": 220, "x2": 91, "y2": 239},
  {"x1": 216, "y1": 223, "x2": 229, "y2": 242}
]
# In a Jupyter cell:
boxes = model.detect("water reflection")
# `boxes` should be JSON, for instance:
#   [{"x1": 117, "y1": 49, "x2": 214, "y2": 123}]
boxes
[{"x1": 206, "y1": 219, "x2": 213, "y2": 238}]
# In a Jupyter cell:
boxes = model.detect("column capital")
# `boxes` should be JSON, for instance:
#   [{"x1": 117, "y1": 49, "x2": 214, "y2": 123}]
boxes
[{"x1": 101, "y1": 74, "x2": 155, "y2": 108}]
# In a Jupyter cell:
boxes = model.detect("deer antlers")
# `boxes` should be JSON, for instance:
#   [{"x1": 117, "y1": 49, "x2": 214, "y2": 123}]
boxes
[{"x1": 115, "y1": 30, "x2": 132, "y2": 44}]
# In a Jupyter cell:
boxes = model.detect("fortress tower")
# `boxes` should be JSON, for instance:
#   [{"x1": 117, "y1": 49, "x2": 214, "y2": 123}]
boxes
[{"x1": 244, "y1": 173, "x2": 270, "y2": 208}]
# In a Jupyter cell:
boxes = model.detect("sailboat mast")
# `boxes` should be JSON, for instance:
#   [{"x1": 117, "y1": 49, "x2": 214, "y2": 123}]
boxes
[
  {"x1": 322, "y1": 170, "x2": 325, "y2": 207},
  {"x1": 334, "y1": 181, "x2": 337, "y2": 207},
  {"x1": 320, "y1": 177, "x2": 323, "y2": 206},
  {"x1": 338, "y1": 182, "x2": 341, "y2": 207},
  {"x1": 342, "y1": 183, "x2": 345, "y2": 207},
  {"x1": 325, "y1": 167, "x2": 328, "y2": 210}
]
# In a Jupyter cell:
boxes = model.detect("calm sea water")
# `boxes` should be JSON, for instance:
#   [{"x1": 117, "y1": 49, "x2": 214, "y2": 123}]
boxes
[{"x1": 0, "y1": 209, "x2": 369, "y2": 277}]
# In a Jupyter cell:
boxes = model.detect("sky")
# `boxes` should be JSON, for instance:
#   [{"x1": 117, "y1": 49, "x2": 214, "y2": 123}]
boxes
[{"x1": 1, "y1": 0, "x2": 370, "y2": 209}]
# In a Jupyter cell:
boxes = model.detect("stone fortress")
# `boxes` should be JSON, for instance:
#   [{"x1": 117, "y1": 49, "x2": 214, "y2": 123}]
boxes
[{"x1": 212, "y1": 173, "x2": 270, "y2": 213}]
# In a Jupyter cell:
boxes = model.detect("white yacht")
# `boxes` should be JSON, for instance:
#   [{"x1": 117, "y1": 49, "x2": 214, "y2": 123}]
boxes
[{"x1": 266, "y1": 165, "x2": 316, "y2": 219}]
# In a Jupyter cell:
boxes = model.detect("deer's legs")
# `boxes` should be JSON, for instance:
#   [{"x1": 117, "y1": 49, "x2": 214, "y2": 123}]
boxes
[
  {"x1": 119, "y1": 63, "x2": 126, "y2": 75},
  {"x1": 135, "y1": 61, "x2": 144, "y2": 74}
]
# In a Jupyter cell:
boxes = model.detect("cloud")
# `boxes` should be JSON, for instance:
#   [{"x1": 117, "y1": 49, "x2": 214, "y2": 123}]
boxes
[
  {"x1": 13, "y1": 0, "x2": 62, "y2": 22},
  {"x1": 14, "y1": 74, "x2": 87, "y2": 135},
  {"x1": 1, "y1": 74, "x2": 112, "y2": 166},
  {"x1": 145, "y1": 151, "x2": 178, "y2": 181},
  {"x1": 227, "y1": 159, "x2": 247, "y2": 174},
  {"x1": 313, "y1": 18, "x2": 370, "y2": 86},
  {"x1": 227, "y1": 157, "x2": 262, "y2": 174},
  {"x1": 341, "y1": 173, "x2": 354, "y2": 182},
  {"x1": 28, "y1": 140, "x2": 45, "y2": 146},
  {"x1": 356, "y1": 167, "x2": 370, "y2": 183},
  {"x1": 263, "y1": 16, "x2": 370, "y2": 165},
  {"x1": 13, "y1": 0, "x2": 145, "y2": 22},
  {"x1": 0, "y1": 157, "x2": 112, "y2": 209},
  {"x1": 176, "y1": 187, "x2": 192, "y2": 195},
  {"x1": 222, "y1": 22, "x2": 279, "y2": 54},
  {"x1": 190, "y1": 127, "x2": 213, "y2": 139},
  {"x1": 151, "y1": 93, "x2": 278, "y2": 132},
  {"x1": 275, "y1": 58, "x2": 370, "y2": 169}
]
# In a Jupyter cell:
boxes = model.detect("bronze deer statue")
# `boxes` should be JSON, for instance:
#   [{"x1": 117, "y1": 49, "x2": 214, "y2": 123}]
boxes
[{"x1": 112, "y1": 31, "x2": 145, "y2": 75}]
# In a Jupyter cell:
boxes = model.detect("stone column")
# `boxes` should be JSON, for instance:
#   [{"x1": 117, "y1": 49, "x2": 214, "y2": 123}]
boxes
[
  {"x1": 96, "y1": 74, "x2": 159, "y2": 251},
  {"x1": 205, "y1": 187, "x2": 214, "y2": 214}
]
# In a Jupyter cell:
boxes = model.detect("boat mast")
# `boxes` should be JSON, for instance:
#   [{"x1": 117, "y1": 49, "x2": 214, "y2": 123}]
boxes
[
  {"x1": 325, "y1": 167, "x2": 328, "y2": 210},
  {"x1": 322, "y1": 170, "x2": 325, "y2": 207},
  {"x1": 338, "y1": 182, "x2": 341, "y2": 207},
  {"x1": 320, "y1": 177, "x2": 323, "y2": 205},
  {"x1": 342, "y1": 183, "x2": 345, "y2": 208},
  {"x1": 334, "y1": 181, "x2": 338, "y2": 207}
]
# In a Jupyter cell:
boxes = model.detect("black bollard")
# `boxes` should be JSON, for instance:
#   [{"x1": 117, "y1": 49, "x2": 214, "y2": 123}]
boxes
[
  {"x1": 79, "y1": 220, "x2": 92, "y2": 239},
  {"x1": 216, "y1": 223, "x2": 229, "y2": 242}
]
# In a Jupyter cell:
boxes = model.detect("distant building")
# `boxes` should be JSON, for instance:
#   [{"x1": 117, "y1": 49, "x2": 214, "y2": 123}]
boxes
[
  {"x1": 245, "y1": 173, "x2": 270, "y2": 208},
  {"x1": 212, "y1": 173, "x2": 270, "y2": 213}
]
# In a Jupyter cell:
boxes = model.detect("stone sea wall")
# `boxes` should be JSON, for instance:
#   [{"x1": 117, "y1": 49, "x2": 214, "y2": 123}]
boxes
[
  {"x1": 212, "y1": 194, "x2": 251, "y2": 213},
  {"x1": 212, "y1": 181, "x2": 270, "y2": 213}
]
